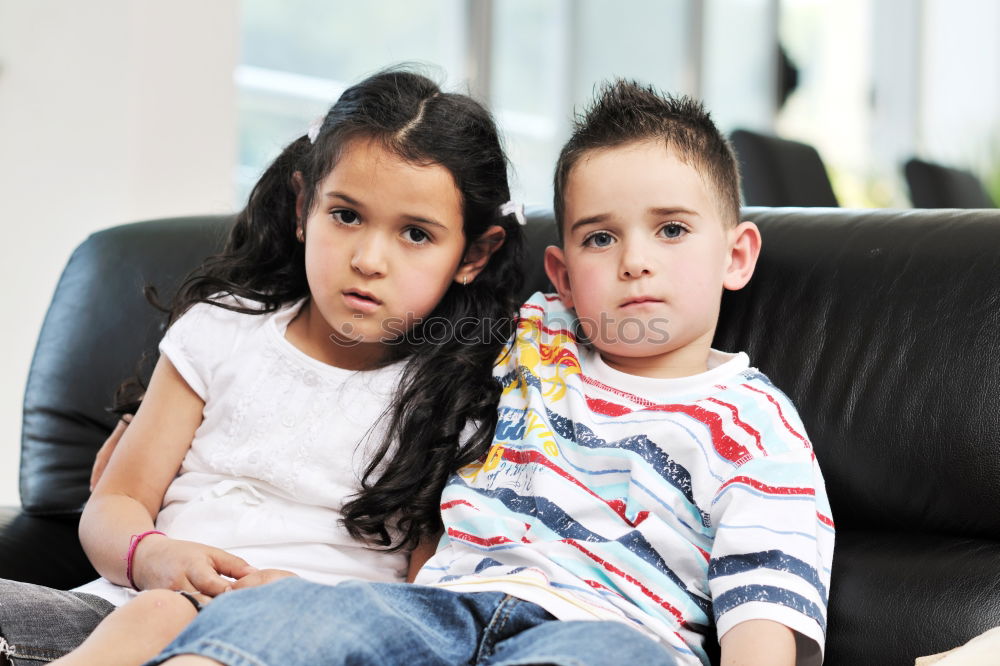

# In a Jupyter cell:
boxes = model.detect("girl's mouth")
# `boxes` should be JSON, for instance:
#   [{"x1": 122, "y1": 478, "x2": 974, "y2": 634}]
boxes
[{"x1": 343, "y1": 289, "x2": 382, "y2": 311}]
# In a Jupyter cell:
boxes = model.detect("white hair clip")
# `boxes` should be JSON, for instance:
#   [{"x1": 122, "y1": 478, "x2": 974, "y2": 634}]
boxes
[
  {"x1": 499, "y1": 201, "x2": 527, "y2": 226},
  {"x1": 306, "y1": 116, "x2": 324, "y2": 144}
]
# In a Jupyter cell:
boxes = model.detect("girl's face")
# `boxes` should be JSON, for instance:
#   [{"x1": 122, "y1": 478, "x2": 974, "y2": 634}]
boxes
[{"x1": 294, "y1": 137, "x2": 470, "y2": 370}]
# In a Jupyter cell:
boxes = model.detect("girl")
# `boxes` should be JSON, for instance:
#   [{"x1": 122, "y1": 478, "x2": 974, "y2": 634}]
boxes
[{"x1": 0, "y1": 67, "x2": 524, "y2": 666}]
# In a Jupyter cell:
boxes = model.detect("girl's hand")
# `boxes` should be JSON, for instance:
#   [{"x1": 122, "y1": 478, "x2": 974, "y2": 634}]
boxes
[
  {"x1": 132, "y1": 534, "x2": 257, "y2": 597},
  {"x1": 90, "y1": 415, "x2": 131, "y2": 492},
  {"x1": 230, "y1": 568, "x2": 298, "y2": 591}
]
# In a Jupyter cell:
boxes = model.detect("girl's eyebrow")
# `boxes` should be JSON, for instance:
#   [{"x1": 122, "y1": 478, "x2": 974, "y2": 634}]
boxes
[
  {"x1": 325, "y1": 191, "x2": 447, "y2": 230},
  {"x1": 325, "y1": 191, "x2": 363, "y2": 207},
  {"x1": 401, "y1": 214, "x2": 448, "y2": 230}
]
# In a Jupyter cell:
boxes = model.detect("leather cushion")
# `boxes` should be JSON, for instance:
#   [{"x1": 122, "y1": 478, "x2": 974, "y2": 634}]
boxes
[{"x1": 715, "y1": 207, "x2": 1000, "y2": 538}]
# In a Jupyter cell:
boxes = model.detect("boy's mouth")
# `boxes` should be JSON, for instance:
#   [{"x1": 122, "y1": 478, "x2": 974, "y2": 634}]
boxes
[{"x1": 620, "y1": 296, "x2": 663, "y2": 308}]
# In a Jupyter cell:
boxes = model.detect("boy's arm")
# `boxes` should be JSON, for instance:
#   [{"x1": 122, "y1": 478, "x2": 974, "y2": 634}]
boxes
[{"x1": 720, "y1": 619, "x2": 796, "y2": 666}]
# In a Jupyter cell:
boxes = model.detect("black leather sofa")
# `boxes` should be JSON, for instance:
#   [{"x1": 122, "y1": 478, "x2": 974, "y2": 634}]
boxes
[{"x1": 3, "y1": 208, "x2": 1000, "y2": 665}]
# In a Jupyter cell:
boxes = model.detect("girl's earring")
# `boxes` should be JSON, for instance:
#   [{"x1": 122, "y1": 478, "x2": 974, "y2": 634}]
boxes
[
  {"x1": 296, "y1": 227, "x2": 304, "y2": 243},
  {"x1": 462, "y1": 275, "x2": 468, "y2": 286}
]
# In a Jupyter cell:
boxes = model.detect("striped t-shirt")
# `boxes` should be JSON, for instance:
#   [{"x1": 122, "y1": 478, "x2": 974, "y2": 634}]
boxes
[{"x1": 416, "y1": 293, "x2": 834, "y2": 666}]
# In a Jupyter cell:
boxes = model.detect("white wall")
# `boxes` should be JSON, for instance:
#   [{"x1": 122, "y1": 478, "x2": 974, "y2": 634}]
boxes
[{"x1": 0, "y1": 1, "x2": 240, "y2": 506}]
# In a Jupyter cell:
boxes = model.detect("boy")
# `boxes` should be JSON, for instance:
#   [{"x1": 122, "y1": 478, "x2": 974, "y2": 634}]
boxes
[{"x1": 148, "y1": 81, "x2": 833, "y2": 666}]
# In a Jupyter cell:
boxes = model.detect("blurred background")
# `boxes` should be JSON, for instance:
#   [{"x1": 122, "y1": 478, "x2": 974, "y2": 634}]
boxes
[{"x1": 1, "y1": 0, "x2": 998, "y2": 506}]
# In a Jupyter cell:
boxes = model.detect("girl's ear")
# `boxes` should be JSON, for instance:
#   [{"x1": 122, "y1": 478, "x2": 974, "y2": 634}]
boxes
[
  {"x1": 543, "y1": 245, "x2": 574, "y2": 309},
  {"x1": 292, "y1": 171, "x2": 306, "y2": 225},
  {"x1": 455, "y1": 225, "x2": 506, "y2": 285},
  {"x1": 723, "y1": 221, "x2": 762, "y2": 291}
]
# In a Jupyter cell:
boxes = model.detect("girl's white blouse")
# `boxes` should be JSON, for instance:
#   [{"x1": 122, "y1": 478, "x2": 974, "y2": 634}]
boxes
[{"x1": 77, "y1": 297, "x2": 408, "y2": 605}]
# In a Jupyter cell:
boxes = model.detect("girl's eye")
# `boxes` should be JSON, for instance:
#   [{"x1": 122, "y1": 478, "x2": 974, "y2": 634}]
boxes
[
  {"x1": 403, "y1": 227, "x2": 431, "y2": 244},
  {"x1": 332, "y1": 209, "x2": 359, "y2": 224},
  {"x1": 659, "y1": 222, "x2": 687, "y2": 239},
  {"x1": 583, "y1": 231, "x2": 615, "y2": 248}
]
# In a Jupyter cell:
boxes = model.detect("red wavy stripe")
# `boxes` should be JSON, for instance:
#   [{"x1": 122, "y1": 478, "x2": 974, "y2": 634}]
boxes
[
  {"x1": 645, "y1": 403, "x2": 751, "y2": 464},
  {"x1": 563, "y1": 538, "x2": 687, "y2": 626},
  {"x1": 441, "y1": 499, "x2": 476, "y2": 511},
  {"x1": 719, "y1": 475, "x2": 815, "y2": 497},
  {"x1": 502, "y1": 448, "x2": 648, "y2": 528},
  {"x1": 447, "y1": 527, "x2": 514, "y2": 547},
  {"x1": 741, "y1": 384, "x2": 810, "y2": 447},
  {"x1": 705, "y1": 397, "x2": 765, "y2": 454}
]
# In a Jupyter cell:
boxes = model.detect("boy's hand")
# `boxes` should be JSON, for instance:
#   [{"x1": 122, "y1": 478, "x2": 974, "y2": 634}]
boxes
[
  {"x1": 132, "y1": 534, "x2": 257, "y2": 597},
  {"x1": 720, "y1": 619, "x2": 796, "y2": 666},
  {"x1": 230, "y1": 568, "x2": 298, "y2": 590}
]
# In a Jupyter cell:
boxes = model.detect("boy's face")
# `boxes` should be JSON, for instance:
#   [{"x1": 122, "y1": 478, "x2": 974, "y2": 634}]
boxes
[{"x1": 545, "y1": 140, "x2": 760, "y2": 378}]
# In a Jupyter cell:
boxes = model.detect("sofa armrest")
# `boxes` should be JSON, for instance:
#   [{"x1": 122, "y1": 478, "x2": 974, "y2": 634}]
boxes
[{"x1": 0, "y1": 506, "x2": 96, "y2": 589}]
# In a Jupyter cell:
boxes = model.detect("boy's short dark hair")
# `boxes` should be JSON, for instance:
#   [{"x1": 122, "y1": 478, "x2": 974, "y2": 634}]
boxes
[{"x1": 553, "y1": 80, "x2": 742, "y2": 237}]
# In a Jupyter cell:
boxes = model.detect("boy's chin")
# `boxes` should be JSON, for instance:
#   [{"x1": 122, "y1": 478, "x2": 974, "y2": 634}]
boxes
[{"x1": 589, "y1": 339, "x2": 680, "y2": 361}]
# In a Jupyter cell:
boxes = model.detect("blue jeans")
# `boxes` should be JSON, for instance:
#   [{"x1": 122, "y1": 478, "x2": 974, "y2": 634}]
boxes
[{"x1": 146, "y1": 578, "x2": 680, "y2": 666}]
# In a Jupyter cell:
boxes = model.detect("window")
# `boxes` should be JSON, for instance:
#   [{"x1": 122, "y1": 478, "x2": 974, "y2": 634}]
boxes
[
  {"x1": 237, "y1": 0, "x2": 465, "y2": 202},
  {"x1": 237, "y1": 2, "x2": 779, "y2": 207}
]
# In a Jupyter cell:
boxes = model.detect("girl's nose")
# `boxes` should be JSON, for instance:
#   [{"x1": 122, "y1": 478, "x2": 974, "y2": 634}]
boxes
[{"x1": 350, "y1": 233, "x2": 388, "y2": 277}]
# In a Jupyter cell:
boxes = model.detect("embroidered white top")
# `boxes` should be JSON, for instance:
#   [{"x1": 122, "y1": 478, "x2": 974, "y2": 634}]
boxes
[{"x1": 76, "y1": 297, "x2": 407, "y2": 605}]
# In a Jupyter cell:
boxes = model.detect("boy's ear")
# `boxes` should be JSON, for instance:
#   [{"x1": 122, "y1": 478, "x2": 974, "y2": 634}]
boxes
[
  {"x1": 723, "y1": 221, "x2": 762, "y2": 291},
  {"x1": 544, "y1": 245, "x2": 574, "y2": 309},
  {"x1": 292, "y1": 171, "x2": 306, "y2": 223},
  {"x1": 455, "y1": 225, "x2": 506, "y2": 285}
]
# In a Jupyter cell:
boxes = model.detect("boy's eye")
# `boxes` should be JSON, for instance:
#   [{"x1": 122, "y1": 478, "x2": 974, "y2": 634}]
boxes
[
  {"x1": 583, "y1": 231, "x2": 615, "y2": 248},
  {"x1": 658, "y1": 222, "x2": 687, "y2": 239},
  {"x1": 332, "y1": 209, "x2": 359, "y2": 224},
  {"x1": 403, "y1": 227, "x2": 431, "y2": 244}
]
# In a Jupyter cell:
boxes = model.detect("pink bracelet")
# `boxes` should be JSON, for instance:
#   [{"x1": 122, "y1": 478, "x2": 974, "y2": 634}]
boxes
[{"x1": 125, "y1": 530, "x2": 165, "y2": 591}]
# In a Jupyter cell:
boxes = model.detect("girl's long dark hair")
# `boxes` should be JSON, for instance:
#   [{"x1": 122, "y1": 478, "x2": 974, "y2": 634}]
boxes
[{"x1": 138, "y1": 67, "x2": 523, "y2": 551}]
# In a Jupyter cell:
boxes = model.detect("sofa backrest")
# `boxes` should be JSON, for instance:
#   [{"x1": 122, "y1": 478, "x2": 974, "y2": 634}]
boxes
[
  {"x1": 715, "y1": 207, "x2": 1000, "y2": 540},
  {"x1": 19, "y1": 212, "x2": 558, "y2": 514},
  {"x1": 20, "y1": 216, "x2": 231, "y2": 513},
  {"x1": 23, "y1": 207, "x2": 1000, "y2": 545}
]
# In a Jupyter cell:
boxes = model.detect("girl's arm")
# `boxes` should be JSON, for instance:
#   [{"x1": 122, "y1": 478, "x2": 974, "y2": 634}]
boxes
[
  {"x1": 406, "y1": 533, "x2": 442, "y2": 582},
  {"x1": 80, "y1": 356, "x2": 255, "y2": 595}
]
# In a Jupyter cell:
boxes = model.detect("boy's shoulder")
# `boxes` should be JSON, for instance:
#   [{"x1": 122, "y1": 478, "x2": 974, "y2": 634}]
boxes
[{"x1": 504, "y1": 293, "x2": 812, "y2": 462}]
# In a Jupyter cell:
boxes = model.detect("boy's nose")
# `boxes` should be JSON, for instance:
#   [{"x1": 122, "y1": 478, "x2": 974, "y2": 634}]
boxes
[
  {"x1": 350, "y1": 233, "x2": 388, "y2": 277},
  {"x1": 619, "y1": 241, "x2": 653, "y2": 279}
]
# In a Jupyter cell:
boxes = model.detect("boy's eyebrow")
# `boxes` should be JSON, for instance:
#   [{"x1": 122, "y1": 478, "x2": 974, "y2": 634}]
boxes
[
  {"x1": 649, "y1": 206, "x2": 700, "y2": 218},
  {"x1": 568, "y1": 213, "x2": 610, "y2": 235},
  {"x1": 325, "y1": 192, "x2": 447, "y2": 229},
  {"x1": 569, "y1": 207, "x2": 701, "y2": 234}
]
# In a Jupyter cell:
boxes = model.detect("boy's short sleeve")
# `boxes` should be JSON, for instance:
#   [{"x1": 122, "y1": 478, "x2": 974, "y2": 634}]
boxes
[
  {"x1": 708, "y1": 398, "x2": 834, "y2": 666},
  {"x1": 158, "y1": 299, "x2": 257, "y2": 401}
]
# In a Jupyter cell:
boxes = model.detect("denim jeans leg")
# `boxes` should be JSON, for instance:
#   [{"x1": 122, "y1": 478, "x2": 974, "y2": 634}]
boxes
[
  {"x1": 482, "y1": 606, "x2": 681, "y2": 666},
  {"x1": 0, "y1": 579, "x2": 115, "y2": 665},
  {"x1": 145, "y1": 578, "x2": 512, "y2": 666}
]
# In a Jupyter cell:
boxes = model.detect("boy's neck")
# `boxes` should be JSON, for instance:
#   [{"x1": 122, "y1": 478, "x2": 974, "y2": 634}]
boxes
[{"x1": 595, "y1": 331, "x2": 715, "y2": 379}]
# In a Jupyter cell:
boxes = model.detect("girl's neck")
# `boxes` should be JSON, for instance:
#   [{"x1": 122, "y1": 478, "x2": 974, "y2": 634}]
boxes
[{"x1": 285, "y1": 299, "x2": 388, "y2": 371}]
